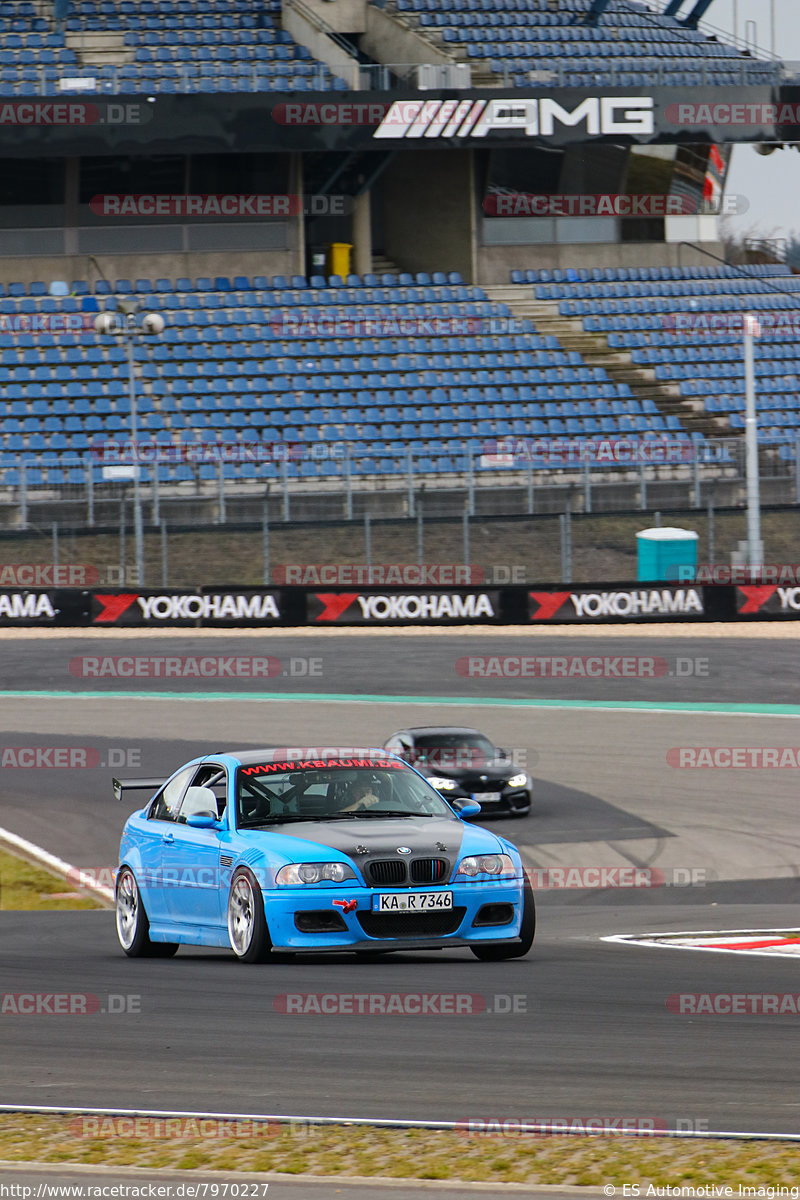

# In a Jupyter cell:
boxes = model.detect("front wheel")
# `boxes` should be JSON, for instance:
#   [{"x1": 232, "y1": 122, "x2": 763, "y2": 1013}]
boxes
[
  {"x1": 227, "y1": 868, "x2": 272, "y2": 963},
  {"x1": 116, "y1": 866, "x2": 178, "y2": 958},
  {"x1": 470, "y1": 880, "x2": 535, "y2": 961}
]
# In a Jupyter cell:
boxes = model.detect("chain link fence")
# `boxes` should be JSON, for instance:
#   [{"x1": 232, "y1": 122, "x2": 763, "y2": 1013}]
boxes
[
  {"x1": 0, "y1": 436, "x2": 798, "y2": 587},
  {"x1": 2, "y1": 499, "x2": 797, "y2": 590}
]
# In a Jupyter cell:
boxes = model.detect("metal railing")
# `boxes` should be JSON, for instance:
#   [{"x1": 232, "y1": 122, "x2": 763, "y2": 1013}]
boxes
[{"x1": 4, "y1": 436, "x2": 800, "y2": 534}]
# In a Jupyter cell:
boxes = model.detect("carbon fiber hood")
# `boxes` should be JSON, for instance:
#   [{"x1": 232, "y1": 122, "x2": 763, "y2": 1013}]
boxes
[{"x1": 255, "y1": 816, "x2": 467, "y2": 858}]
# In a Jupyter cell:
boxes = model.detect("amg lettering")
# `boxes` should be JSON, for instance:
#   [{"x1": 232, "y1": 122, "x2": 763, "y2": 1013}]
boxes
[{"x1": 374, "y1": 96, "x2": 654, "y2": 140}]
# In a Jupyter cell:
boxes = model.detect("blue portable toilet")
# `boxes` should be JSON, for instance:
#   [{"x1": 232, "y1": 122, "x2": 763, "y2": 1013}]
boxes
[{"x1": 636, "y1": 527, "x2": 698, "y2": 583}]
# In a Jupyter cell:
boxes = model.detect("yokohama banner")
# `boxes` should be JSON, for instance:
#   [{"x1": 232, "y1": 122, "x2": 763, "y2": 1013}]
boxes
[
  {"x1": 89, "y1": 590, "x2": 287, "y2": 626},
  {"x1": 0, "y1": 582, "x2": 794, "y2": 625},
  {"x1": 528, "y1": 586, "x2": 707, "y2": 622},
  {"x1": 307, "y1": 591, "x2": 502, "y2": 625},
  {"x1": 0, "y1": 589, "x2": 85, "y2": 625}
]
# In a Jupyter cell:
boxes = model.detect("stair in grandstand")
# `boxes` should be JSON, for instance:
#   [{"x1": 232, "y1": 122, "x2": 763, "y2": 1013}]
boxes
[
  {"x1": 370, "y1": 253, "x2": 404, "y2": 276},
  {"x1": 379, "y1": 0, "x2": 493, "y2": 83},
  {"x1": 484, "y1": 285, "x2": 723, "y2": 441}
]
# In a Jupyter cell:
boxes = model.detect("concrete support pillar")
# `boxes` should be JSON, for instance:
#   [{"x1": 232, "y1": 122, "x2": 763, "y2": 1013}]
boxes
[
  {"x1": 352, "y1": 189, "x2": 372, "y2": 277},
  {"x1": 64, "y1": 157, "x2": 80, "y2": 257},
  {"x1": 289, "y1": 152, "x2": 304, "y2": 276}
]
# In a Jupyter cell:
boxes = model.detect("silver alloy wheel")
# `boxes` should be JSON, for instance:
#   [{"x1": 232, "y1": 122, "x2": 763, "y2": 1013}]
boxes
[
  {"x1": 228, "y1": 874, "x2": 255, "y2": 956},
  {"x1": 116, "y1": 867, "x2": 139, "y2": 950}
]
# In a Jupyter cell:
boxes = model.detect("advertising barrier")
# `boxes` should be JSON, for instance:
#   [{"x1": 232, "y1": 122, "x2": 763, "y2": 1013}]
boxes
[{"x1": 0, "y1": 583, "x2": 790, "y2": 626}]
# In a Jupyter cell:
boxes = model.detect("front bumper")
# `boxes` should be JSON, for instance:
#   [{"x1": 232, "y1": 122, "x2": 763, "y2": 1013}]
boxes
[
  {"x1": 435, "y1": 786, "x2": 532, "y2": 816},
  {"x1": 263, "y1": 879, "x2": 525, "y2": 951}
]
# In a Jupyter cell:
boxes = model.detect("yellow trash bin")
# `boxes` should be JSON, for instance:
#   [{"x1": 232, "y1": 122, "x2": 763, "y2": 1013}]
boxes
[{"x1": 327, "y1": 242, "x2": 352, "y2": 278}]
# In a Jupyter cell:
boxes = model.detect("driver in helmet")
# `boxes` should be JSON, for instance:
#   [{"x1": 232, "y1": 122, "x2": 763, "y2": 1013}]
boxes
[{"x1": 341, "y1": 774, "x2": 381, "y2": 812}]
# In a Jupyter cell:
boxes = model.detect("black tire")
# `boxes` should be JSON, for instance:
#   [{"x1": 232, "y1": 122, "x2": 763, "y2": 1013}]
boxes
[
  {"x1": 470, "y1": 880, "x2": 535, "y2": 961},
  {"x1": 227, "y1": 867, "x2": 272, "y2": 963},
  {"x1": 116, "y1": 865, "x2": 179, "y2": 958}
]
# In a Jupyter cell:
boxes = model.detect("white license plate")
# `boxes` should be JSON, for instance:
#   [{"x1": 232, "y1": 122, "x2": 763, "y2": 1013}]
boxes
[
  {"x1": 374, "y1": 891, "x2": 453, "y2": 912},
  {"x1": 475, "y1": 792, "x2": 502, "y2": 803}
]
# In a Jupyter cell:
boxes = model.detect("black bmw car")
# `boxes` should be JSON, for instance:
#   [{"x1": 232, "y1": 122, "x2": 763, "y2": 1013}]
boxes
[{"x1": 383, "y1": 727, "x2": 532, "y2": 818}]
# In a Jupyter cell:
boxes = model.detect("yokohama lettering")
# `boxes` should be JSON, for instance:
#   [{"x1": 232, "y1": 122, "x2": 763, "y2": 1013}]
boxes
[
  {"x1": 136, "y1": 594, "x2": 280, "y2": 621},
  {"x1": 356, "y1": 594, "x2": 495, "y2": 620},
  {"x1": 0, "y1": 593, "x2": 56, "y2": 620},
  {"x1": 530, "y1": 588, "x2": 703, "y2": 621}
]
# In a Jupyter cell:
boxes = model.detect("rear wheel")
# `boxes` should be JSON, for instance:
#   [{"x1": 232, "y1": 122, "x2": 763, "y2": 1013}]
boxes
[
  {"x1": 116, "y1": 866, "x2": 178, "y2": 958},
  {"x1": 470, "y1": 880, "x2": 535, "y2": 961},
  {"x1": 227, "y1": 868, "x2": 272, "y2": 963}
]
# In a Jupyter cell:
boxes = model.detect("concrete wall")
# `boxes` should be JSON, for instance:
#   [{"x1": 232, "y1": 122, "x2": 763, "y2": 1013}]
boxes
[
  {"x1": 382, "y1": 150, "x2": 476, "y2": 281},
  {"x1": 476, "y1": 241, "x2": 726, "y2": 286},
  {"x1": 362, "y1": 5, "x2": 450, "y2": 67},
  {"x1": 282, "y1": 4, "x2": 359, "y2": 86},
  {"x1": 0, "y1": 249, "x2": 298, "y2": 288},
  {"x1": 288, "y1": 0, "x2": 367, "y2": 34}
]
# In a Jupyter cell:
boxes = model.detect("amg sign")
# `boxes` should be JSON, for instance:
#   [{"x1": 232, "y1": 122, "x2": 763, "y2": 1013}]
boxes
[{"x1": 373, "y1": 96, "x2": 655, "y2": 140}]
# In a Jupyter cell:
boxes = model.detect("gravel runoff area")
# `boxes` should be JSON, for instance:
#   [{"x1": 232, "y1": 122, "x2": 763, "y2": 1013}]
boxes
[{"x1": 0, "y1": 1115, "x2": 800, "y2": 1187}]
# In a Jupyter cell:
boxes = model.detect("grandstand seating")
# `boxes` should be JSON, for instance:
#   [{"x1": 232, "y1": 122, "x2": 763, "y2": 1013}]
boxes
[
  {"x1": 0, "y1": 0, "x2": 349, "y2": 94},
  {"x1": 0, "y1": 274, "x2": 687, "y2": 488},
  {"x1": 388, "y1": 0, "x2": 780, "y2": 87},
  {"x1": 509, "y1": 263, "x2": 800, "y2": 446}
]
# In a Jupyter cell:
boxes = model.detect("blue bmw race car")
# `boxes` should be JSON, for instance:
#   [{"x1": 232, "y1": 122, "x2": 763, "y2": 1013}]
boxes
[{"x1": 115, "y1": 747, "x2": 535, "y2": 962}]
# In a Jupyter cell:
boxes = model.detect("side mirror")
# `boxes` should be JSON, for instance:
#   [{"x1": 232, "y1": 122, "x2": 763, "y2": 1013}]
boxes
[
  {"x1": 453, "y1": 800, "x2": 481, "y2": 818},
  {"x1": 186, "y1": 812, "x2": 220, "y2": 829}
]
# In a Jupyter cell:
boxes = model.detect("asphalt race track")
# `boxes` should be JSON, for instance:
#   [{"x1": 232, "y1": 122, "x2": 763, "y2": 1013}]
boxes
[{"x1": 1, "y1": 633, "x2": 800, "y2": 1142}]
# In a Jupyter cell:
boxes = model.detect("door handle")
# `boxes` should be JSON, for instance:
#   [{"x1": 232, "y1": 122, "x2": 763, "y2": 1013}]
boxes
[{"x1": 162, "y1": 833, "x2": 174, "y2": 844}]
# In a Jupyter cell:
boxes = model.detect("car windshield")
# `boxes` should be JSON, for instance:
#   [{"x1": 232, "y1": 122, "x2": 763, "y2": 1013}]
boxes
[
  {"x1": 236, "y1": 758, "x2": 456, "y2": 827},
  {"x1": 411, "y1": 734, "x2": 499, "y2": 770}
]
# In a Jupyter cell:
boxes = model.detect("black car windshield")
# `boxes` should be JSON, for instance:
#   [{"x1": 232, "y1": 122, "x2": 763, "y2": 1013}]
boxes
[
  {"x1": 236, "y1": 758, "x2": 456, "y2": 827},
  {"x1": 411, "y1": 733, "x2": 498, "y2": 770}
]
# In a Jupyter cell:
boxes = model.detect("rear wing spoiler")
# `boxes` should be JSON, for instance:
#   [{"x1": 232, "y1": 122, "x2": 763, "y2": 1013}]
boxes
[{"x1": 113, "y1": 777, "x2": 163, "y2": 803}]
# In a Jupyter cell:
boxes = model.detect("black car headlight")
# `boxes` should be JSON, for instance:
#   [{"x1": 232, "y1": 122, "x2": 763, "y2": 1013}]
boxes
[
  {"x1": 455, "y1": 854, "x2": 515, "y2": 879},
  {"x1": 276, "y1": 862, "x2": 357, "y2": 885}
]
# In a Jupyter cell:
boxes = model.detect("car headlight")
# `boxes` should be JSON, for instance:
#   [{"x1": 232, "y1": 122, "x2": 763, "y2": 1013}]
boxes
[
  {"x1": 427, "y1": 776, "x2": 457, "y2": 790},
  {"x1": 275, "y1": 862, "x2": 357, "y2": 886},
  {"x1": 507, "y1": 773, "x2": 528, "y2": 789},
  {"x1": 455, "y1": 854, "x2": 516, "y2": 878}
]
